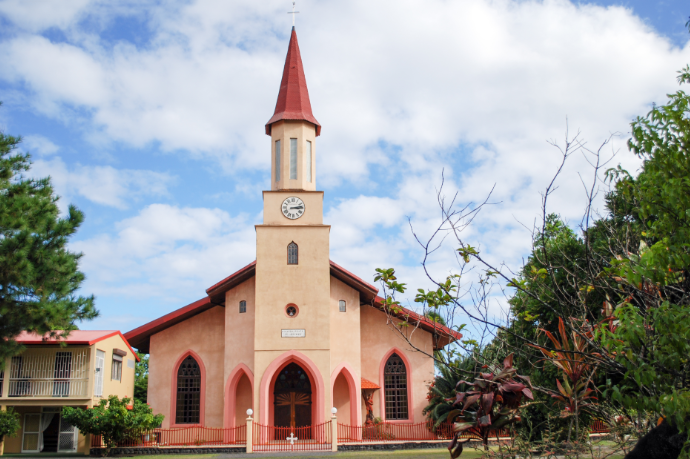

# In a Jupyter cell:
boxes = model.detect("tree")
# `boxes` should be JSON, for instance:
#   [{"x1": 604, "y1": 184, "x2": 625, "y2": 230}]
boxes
[
  {"x1": 0, "y1": 408, "x2": 21, "y2": 453},
  {"x1": 62, "y1": 395, "x2": 164, "y2": 456},
  {"x1": 372, "y1": 63, "x2": 690, "y2": 457},
  {"x1": 134, "y1": 352, "x2": 149, "y2": 403},
  {"x1": 0, "y1": 107, "x2": 97, "y2": 362}
]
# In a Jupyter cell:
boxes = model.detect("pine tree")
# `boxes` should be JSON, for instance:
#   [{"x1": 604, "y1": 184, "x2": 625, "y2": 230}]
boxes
[{"x1": 0, "y1": 105, "x2": 98, "y2": 362}]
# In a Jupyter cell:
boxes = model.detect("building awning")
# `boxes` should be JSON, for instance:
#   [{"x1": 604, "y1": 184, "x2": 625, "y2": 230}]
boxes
[{"x1": 361, "y1": 377, "x2": 380, "y2": 390}]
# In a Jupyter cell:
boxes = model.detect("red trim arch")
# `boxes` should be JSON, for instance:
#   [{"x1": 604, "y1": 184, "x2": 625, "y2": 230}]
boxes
[
  {"x1": 331, "y1": 362, "x2": 361, "y2": 425},
  {"x1": 259, "y1": 350, "x2": 325, "y2": 425},
  {"x1": 378, "y1": 347, "x2": 414, "y2": 423},
  {"x1": 170, "y1": 349, "x2": 206, "y2": 427},
  {"x1": 224, "y1": 363, "x2": 254, "y2": 428}
]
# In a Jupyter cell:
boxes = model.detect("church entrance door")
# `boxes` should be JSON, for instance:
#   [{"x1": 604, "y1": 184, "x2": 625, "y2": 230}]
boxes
[{"x1": 273, "y1": 362, "x2": 312, "y2": 435}]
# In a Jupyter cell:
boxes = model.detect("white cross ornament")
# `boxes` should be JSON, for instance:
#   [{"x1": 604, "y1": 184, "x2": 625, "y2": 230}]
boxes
[
  {"x1": 287, "y1": 1, "x2": 299, "y2": 26},
  {"x1": 286, "y1": 432, "x2": 298, "y2": 445}
]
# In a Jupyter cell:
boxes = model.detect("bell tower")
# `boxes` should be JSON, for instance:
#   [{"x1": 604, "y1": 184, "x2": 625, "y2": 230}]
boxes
[
  {"x1": 265, "y1": 26, "x2": 321, "y2": 192},
  {"x1": 253, "y1": 26, "x2": 332, "y2": 425}
]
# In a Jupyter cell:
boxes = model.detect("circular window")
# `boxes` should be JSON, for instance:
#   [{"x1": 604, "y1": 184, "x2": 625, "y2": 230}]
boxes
[{"x1": 285, "y1": 304, "x2": 299, "y2": 318}]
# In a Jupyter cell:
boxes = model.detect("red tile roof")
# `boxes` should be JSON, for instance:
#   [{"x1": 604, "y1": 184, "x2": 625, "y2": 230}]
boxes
[
  {"x1": 265, "y1": 27, "x2": 321, "y2": 136},
  {"x1": 15, "y1": 330, "x2": 139, "y2": 361},
  {"x1": 361, "y1": 377, "x2": 380, "y2": 390},
  {"x1": 124, "y1": 296, "x2": 214, "y2": 353}
]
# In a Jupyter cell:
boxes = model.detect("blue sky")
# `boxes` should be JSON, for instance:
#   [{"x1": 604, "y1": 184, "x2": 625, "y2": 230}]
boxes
[{"x1": 0, "y1": 0, "x2": 688, "y2": 339}]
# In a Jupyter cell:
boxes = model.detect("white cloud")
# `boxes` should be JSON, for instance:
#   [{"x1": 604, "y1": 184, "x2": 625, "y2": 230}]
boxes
[
  {"x1": 22, "y1": 134, "x2": 59, "y2": 156},
  {"x1": 31, "y1": 157, "x2": 175, "y2": 209},
  {"x1": 1, "y1": 0, "x2": 688, "y2": 334},
  {"x1": 0, "y1": 0, "x2": 93, "y2": 32},
  {"x1": 72, "y1": 203, "x2": 257, "y2": 301}
]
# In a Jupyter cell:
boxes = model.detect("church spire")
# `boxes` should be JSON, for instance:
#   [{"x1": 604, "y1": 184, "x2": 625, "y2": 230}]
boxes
[{"x1": 265, "y1": 27, "x2": 321, "y2": 136}]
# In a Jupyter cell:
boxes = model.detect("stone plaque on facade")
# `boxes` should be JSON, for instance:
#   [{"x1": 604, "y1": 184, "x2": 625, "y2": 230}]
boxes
[{"x1": 281, "y1": 329, "x2": 306, "y2": 338}]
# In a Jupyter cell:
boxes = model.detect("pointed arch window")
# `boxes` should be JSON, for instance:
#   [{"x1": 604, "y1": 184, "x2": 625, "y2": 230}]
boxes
[
  {"x1": 288, "y1": 242, "x2": 298, "y2": 265},
  {"x1": 176, "y1": 356, "x2": 201, "y2": 424},
  {"x1": 239, "y1": 300, "x2": 246, "y2": 314},
  {"x1": 384, "y1": 353, "x2": 408, "y2": 420}
]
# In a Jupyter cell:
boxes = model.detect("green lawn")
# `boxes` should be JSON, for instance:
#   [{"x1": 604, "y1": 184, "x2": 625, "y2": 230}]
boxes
[{"x1": 130, "y1": 446, "x2": 627, "y2": 459}]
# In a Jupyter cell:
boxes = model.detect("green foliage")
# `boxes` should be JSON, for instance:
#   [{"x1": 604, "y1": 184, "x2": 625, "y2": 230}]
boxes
[
  {"x1": 0, "y1": 108, "x2": 97, "y2": 363},
  {"x1": 447, "y1": 353, "x2": 534, "y2": 456},
  {"x1": 0, "y1": 408, "x2": 21, "y2": 438},
  {"x1": 134, "y1": 352, "x2": 149, "y2": 403},
  {"x1": 62, "y1": 395, "x2": 164, "y2": 455}
]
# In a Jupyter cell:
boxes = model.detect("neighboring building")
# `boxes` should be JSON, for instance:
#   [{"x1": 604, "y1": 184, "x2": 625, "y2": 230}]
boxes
[
  {"x1": 0, "y1": 331, "x2": 138, "y2": 455},
  {"x1": 124, "y1": 27, "x2": 462, "y2": 431}
]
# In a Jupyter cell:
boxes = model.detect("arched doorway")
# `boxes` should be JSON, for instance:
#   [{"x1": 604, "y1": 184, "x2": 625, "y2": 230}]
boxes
[{"x1": 273, "y1": 363, "x2": 312, "y2": 430}]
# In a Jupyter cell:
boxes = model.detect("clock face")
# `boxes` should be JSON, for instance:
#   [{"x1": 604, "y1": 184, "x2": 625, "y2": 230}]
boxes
[{"x1": 282, "y1": 196, "x2": 305, "y2": 220}]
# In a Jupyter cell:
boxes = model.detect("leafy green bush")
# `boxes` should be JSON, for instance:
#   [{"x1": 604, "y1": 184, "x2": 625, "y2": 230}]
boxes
[
  {"x1": 62, "y1": 395, "x2": 164, "y2": 456},
  {"x1": 0, "y1": 408, "x2": 21, "y2": 439}
]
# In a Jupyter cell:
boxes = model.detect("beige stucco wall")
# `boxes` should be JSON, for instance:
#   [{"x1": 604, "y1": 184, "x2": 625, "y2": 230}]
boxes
[
  {"x1": 329, "y1": 276, "x2": 362, "y2": 424},
  {"x1": 95, "y1": 334, "x2": 136, "y2": 402},
  {"x1": 148, "y1": 306, "x2": 225, "y2": 428},
  {"x1": 269, "y1": 120, "x2": 317, "y2": 191},
  {"x1": 254, "y1": 225, "x2": 331, "y2": 352},
  {"x1": 332, "y1": 373, "x2": 351, "y2": 425},
  {"x1": 234, "y1": 374, "x2": 252, "y2": 427},
  {"x1": 360, "y1": 305, "x2": 435, "y2": 423},
  {"x1": 263, "y1": 191, "x2": 324, "y2": 226},
  {"x1": 224, "y1": 277, "x2": 256, "y2": 388}
]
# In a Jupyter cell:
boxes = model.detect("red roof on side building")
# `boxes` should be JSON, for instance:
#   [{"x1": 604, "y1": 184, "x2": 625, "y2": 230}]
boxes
[
  {"x1": 14, "y1": 330, "x2": 140, "y2": 361},
  {"x1": 265, "y1": 27, "x2": 321, "y2": 136}
]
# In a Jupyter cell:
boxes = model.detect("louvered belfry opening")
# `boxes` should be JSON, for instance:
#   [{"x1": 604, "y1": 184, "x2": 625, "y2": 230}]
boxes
[
  {"x1": 384, "y1": 353, "x2": 408, "y2": 420},
  {"x1": 176, "y1": 356, "x2": 201, "y2": 424}
]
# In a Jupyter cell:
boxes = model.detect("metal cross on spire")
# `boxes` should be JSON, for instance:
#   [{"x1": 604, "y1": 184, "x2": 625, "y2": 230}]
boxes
[{"x1": 287, "y1": 1, "x2": 299, "y2": 26}]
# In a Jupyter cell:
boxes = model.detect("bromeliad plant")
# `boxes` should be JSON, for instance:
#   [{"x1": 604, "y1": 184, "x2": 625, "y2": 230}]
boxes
[
  {"x1": 447, "y1": 353, "x2": 534, "y2": 458},
  {"x1": 529, "y1": 317, "x2": 599, "y2": 447}
]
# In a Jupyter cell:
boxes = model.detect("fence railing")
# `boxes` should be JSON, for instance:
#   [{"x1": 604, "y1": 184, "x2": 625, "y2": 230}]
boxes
[
  {"x1": 337, "y1": 421, "x2": 511, "y2": 443},
  {"x1": 90, "y1": 425, "x2": 246, "y2": 448},
  {"x1": 253, "y1": 422, "x2": 332, "y2": 452},
  {"x1": 89, "y1": 419, "x2": 611, "y2": 451},
  {"x1": 8, "y1": 349, "x2": 90, "y2": 398}
]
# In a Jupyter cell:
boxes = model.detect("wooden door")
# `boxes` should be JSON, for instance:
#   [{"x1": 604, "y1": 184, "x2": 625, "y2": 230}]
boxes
[{"x1": 273, "y1": 363, "x2": 313, "y2": 438}]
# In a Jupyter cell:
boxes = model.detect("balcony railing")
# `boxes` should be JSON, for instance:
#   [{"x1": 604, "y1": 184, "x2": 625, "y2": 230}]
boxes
[{"x1": 7, "y1": 348, "x2": 90, "y2": 398}]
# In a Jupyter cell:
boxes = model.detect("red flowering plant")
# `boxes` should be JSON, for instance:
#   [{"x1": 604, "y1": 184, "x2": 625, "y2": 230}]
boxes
[{"x1": 447, "y1": 353, "x2": 533, "y2": 458}]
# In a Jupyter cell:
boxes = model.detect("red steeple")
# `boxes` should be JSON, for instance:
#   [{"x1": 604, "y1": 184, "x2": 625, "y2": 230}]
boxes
[{"x1": 266, "y1": 27, "x2": 321, "y2": 136}]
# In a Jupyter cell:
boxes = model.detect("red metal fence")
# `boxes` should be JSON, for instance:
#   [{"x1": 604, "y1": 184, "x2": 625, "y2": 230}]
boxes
[
  {"x1": 90, "y1": 420, "x2": 610, "y2": 450},
  {"x1": 253, "y1": 421, "x2": 332, "y2": 452},
  {"x1": 337, "y1": 421, "x2": 510, "y2": 443},
  {"x1": 90, "y1": 425, "x2": 246, "y2": 448}
]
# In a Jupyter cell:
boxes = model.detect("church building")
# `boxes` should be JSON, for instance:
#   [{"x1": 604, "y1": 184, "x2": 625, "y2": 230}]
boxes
[{"x1": 124, "y1": 27, "x2": 461, "y2": 431}]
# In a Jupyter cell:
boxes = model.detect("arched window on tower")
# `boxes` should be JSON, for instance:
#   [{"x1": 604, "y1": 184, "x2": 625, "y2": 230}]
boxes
[
  {"x1": 288, "y1": 242, "x2": 298, "y2": 265},
  {"x1": 384, "y1": 353, "x2": 408, "y2": 420},
  {"x1": 176, "y1": 356, "x2": 201, "y2": 424},
  {"x1": 239, "y1": 300, "x2": 246, "y2": 313},
  {"x1": 339, "y1": 300, "x2": 346, "y2": 312}
]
